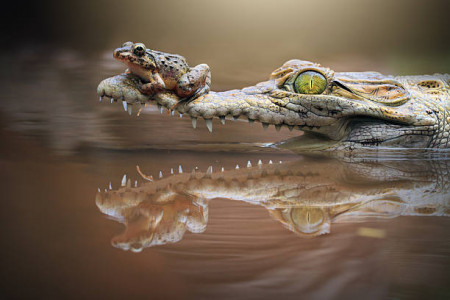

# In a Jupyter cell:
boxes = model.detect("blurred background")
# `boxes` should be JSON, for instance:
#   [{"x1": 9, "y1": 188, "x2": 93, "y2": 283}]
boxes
[{"x1": 0, "y1": 1, "x2": 449, "y2": 299}]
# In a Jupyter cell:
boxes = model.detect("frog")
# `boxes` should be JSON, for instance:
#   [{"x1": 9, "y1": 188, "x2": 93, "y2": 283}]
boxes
[{"x1": 113, "y1": 41, "x2": 211, "y2": 102}]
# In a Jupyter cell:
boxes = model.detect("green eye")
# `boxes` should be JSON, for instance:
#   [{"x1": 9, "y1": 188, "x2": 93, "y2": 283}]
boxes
[{"x1": 294, "y1": 71, "x2": 327, "y2": 94}]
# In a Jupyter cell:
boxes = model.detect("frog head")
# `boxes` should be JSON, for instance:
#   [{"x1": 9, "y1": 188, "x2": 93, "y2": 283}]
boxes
[{"x1": 113, "y1": 41, "x2": 156, "y2": 79}]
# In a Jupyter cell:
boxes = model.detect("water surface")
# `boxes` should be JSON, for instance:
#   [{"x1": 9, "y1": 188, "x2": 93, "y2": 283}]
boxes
[{"x1": 0, "y1": 51, "x2": 449, "y2": 300}]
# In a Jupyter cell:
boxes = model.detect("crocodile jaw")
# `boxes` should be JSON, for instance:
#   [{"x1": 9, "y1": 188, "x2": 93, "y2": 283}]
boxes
[{"x1": 97, "y1": 73, "x2": 437, "y2": 150}]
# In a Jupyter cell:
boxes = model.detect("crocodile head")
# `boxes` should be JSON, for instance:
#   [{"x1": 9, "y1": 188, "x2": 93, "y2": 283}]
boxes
[{"x1": 98, "y1": 59, "x2": 449, "y2": 151}]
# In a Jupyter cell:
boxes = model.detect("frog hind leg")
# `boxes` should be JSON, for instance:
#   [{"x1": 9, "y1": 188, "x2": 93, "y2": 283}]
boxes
[{"x1": 175, "y1": 63, "x2": 211, "y2": 101}]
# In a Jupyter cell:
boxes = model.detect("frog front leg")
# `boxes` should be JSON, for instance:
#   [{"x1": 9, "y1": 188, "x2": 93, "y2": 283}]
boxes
[
  {"x1": 175, "y1": 64, "x2": 211, "y2": 100},
  {"x1": 139, "y1": 73, "x2": 166, "y2": 95}
]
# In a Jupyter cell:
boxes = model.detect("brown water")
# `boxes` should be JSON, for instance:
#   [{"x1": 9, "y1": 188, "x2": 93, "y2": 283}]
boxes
[{"x1": 0, "y1": 49, "x2": 449, "y2": 300}]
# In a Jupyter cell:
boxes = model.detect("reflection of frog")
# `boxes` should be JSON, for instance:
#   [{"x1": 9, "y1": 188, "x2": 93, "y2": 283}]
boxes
[{"x1": 113, "y1": 41, "x2": 211, "y2": 101}]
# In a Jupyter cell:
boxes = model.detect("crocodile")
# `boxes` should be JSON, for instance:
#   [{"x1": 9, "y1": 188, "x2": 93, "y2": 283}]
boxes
[
  {"x1": 98, "y1": 54, "x2": 450, "y2": 151},
  {"x1": 95, "y1": 158, "x2": 449, "y2": 252}
]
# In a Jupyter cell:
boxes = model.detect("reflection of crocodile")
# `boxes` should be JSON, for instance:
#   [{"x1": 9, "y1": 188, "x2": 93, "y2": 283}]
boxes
[
  {"x1": 98, "y1": 56, "x2": 449, "y2": 150},
  {"x1": 95, "y1": 158, "x2": 449, "y2": 252}
]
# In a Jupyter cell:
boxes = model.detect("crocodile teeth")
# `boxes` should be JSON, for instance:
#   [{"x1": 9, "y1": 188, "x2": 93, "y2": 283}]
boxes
[
  {"x1": 109, "y1": 182, "x2": 112, "y2": 190},
  {"x1": 235, "y1": 164, "x2": 239, "y2": 169},
  {"x1": 171, "y1": 168, "x2": 174, "y2": 174},
  {"x1": 262, "y1": 123, "x2": 269, "y2": 130},
  {"x1": 160, "y1": 106, "x2": 164, "y2": 114},
  {"x1": 269, "y1": 160, "x2": 273, "y2": 164},
  {"x1": 134, "y1": 180, "x2": 138, "y2": 187},
  {"x1": 179, "y1": 165, "x2": 183, "y2": 174},
  {"x1": 128, "y1": 104, "x2": 133, "y2": 116},
  {"x1": 179, "y1": 113, "x2": 183, "y2": 118},
  {"x1": 122, "y1": 101, "x2": 127, "y2": 111},
  {"x1": 205, "y1": 119, "x2": 213, "y2": 132},
  {"x1": 97, "y1": 188, "x2": 100, "y2": 192},
  {"x1": 159, "y1": 171, "x2": 163, "y2": 178},
  {"x1": 219, "y1": 116, "x2": 225, "y2": 125},
  {"x1": 247, "y1": 161, "x2": 252, "y2": 168},
  {"x1": 191, "y1": 117, "x2": 197, "y2": 129},
  {"x1": 221, "y1": 167, "x2": 224, "y2": 172},
  {"x1": 258, "y1": 159, "x2": 262, "y2": 165},
  {"x1": 126, "y1": 179, "x2": 131, "y2": 188},
  {"x1": 275, "y1": 124, "x2": 281, "y2": 132},
  {"x1": 171, "y1": 110, "x2": 175, "y2": 116},
  {"x1": 110, "y1": 98, "x2": 114, "y2": 104},
  {"x1": 99, "y1": 96, "x2": 102, "y2": 102},
  {"x1": 121, "y1": 174, "x2": 127, "y2": 186}
]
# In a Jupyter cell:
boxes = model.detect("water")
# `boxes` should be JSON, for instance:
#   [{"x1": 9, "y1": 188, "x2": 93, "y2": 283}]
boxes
[{"x1": 0, "y1": 50, "x2": 449, "y2": 300}]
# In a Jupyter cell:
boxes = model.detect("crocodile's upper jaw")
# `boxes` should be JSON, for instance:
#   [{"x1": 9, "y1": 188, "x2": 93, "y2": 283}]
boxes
[{"x1": 97, "y1": 59, "x2": 449, "y2": 150}]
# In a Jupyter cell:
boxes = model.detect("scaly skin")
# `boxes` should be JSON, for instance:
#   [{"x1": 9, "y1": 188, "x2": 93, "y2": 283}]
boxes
[
  {"x1": 95, "y1": 158, "x2": 449, "y2": 252},
  {"x1": 98, "y1": 58, "x2": 450, "y2": 151}
]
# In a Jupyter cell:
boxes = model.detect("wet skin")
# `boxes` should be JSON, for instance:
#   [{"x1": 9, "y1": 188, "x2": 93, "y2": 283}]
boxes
[{"x1": 113, "y1": 41, "x2": 211, "y2": 100}]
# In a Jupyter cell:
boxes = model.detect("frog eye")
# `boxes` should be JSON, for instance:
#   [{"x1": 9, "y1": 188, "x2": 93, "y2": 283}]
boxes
[
  {"x1": 133, "y1": 43, "x2": 146, "y2": 56},
  {"x1": 293, "y1": 71, "x2": 327, "y2": 94}
]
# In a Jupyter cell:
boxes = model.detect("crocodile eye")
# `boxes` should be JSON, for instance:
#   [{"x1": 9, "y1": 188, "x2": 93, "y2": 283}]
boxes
[
  {"x1": 133, "y1": 43, "x2": 146, "y2": 56},
  {"x1": 294, "y1": 71, "x2": 327, "y2": 94},
  {"x1": 122, "y1": 41, "x2": 133, "y2": 47}
]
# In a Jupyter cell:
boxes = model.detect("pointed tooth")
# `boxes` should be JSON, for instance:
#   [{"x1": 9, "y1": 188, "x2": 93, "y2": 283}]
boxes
[
  {"x1": 191, "y1": 117, "x2": 197, "y2": 129},
  {"x1": 171, "y1": 110, "x2": 175, "y2": 116},
  {"x1": 279, "y1": 161, "x2": 283, "y2": 164},
  {"x1": 128, "y1": 104, "x2": 133, "y2": 115},
  {"x1": 110, "y1": 98, "x2": 114, "y2": 104},
  {"x1": 159, "y1": 171, "x2": 163, "y2": 178},
  {"x1": 190, "y1": 168, "x2": 196, "y2": 177},
  {"x1": 179, "y1": 113, "x2": 183, "y2": 118},
  {"x1": 206, "y1": 166, "x2": 213, "y2": 175},
  {"x1": 160, "y1": 106, "x2": 164, "y2": 114},
  {"x1": 99, "y1": 96, "x2": 102, "y2": 102},
  {"x1": 137, "y1": 107, "x2": 143, "y2": 117},
  {"x1": 219, "y1": 116, "x2": 225, "y2": 125},
  {"x1": 171, "y1": 168, "x2": 174, "y2": 174},
  {"x1": 275, "y1": 124, "x2": 281, "y2": 132},
  {"x1": 122, "y1": 101, "x2": 127, "y2": 111},
  {"x1": 109, "y1": 182, "x2": 112, "y2": 190},
  {"x1": 121, "y1": 174, "x2": 127, "y2": 186},
  {"x1": 262, "y1": 123, "x2": 269, "y2": 130},
  {"x1": 134, "y1": 180, "x2": 138, "y2": 187},
  {"x1": 97, "y1": 187, "x2": 101, "y2": 192},
  {"x1": 221, "y1": 167, "x2": 224, "y2": 172},
  {"x1": 288, "y1": 125, "x2": 294, "y2": 131},
  {"x1": 205, "y1": 119, "x2": 213, "y2": 133},
  {"x1": 179, "y1": 165, "x2": 183, "y2": 174},
  {"x1": 126, "y1": 179, "x2": 131, "y2": 188},
  {"x1": 104, "y1": 189, "x2": 107, "y2": 192},
  {"x1": 247, "y1": 161, "x2": 252, "y2": 168},
  {"x1": 248, "y1": 119, "x2": 254, "y2": 125},
  {"x1": 235, "y1": 164, "x2": 239, "y2": 169},
  {"x1": 258, "y1": 160, "x2": 262, "y2": 165},
  {"x1": 269, "y1": 160, "x2": 273, "y2": 164}
]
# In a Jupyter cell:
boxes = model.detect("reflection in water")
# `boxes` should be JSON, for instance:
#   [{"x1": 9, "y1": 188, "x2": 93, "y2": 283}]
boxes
[{"x1": 96, "y1": 156, "x2": 449, "y2": 252}]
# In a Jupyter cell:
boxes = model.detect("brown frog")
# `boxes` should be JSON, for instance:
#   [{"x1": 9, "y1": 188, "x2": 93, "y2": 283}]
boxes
[{"x1": 113, "y1": 41, "x2": 211, "y2": 101}]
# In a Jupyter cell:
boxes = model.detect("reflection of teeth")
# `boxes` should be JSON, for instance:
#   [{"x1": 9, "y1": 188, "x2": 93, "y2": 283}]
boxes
[
  {"x1": 97, "y1": 188, "x2": 101, "y2": 192},
  {"x1": 170, "y1": 168, "x2": 174, "y2": 174},
  {"x1": 247, "y1": 161, "x2": 252, "y2": 168},
  {"x1": 206, "y1": 166, "x2": 213, "y2": 175},
  {"x1": 275, "y1": 124, "x2": 281, "y2": 132},
  {"x1": 126, "y1": 179, "x2": 131, "y2": 188},
  {"x1": 159, "y1": 171, "x2": 163, "y2": 178},
  {"x1": 221, "y1": 167, "x2": 224, "y2": 172},
  {"x1": 179, "y1": 165, "x2": 183, "y2": 174},
  {"x1": 99, "y1": 97, "x2": 102, "y2": 102},
  {"x1": 258, "y1": 160, "x2": 262, "y2": 166},
  {"x1": 134, "y1": 180, "x2": 137, "y2": 187},
  {"x1": 235, "y1": 164, "x2": 239, "y2": 169},
  {"x1": 121, "y1": 174, "x2": 127, "y2": 186},
  {"x1": 109, "y1": 182, "x2": 112, "y2": 190},
  {"x1": 269, "y1": 160, "x2": 273, "y2": 164},
  {"x1": 219, "y1": 116, "x2": 225, "y2": 125},
  {"x1": 191, "y1": 117, "x2": 197, "y2": 129}
]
